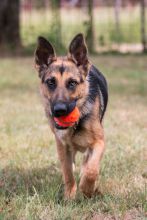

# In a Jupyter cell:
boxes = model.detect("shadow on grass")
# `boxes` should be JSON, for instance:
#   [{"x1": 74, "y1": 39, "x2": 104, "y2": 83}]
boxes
[
  {"x1": 0, "y1": 162, "x2": 146, "y2": 219},
  {"x1": 0, "y1": 164, "x2": 105, "y2": 206},
  {"x1": 0, "y1": 164, "x2": 63, "y2": 203}
]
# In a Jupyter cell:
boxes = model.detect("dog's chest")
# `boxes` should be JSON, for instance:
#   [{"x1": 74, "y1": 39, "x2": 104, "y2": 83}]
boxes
[
  {"x1": 55, "y1": 125, "x2": 97, "y2": 152},
  {"x1": 71, "y1": 130, "x2": 95, "y2": 150},
  {"x1": 55, "y1": 129, "x2": 72, "y2": 145}
]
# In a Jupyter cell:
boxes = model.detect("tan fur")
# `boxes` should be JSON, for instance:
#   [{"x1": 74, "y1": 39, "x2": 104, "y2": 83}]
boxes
[
  {"x1": 35, "y1": 36, "x2": 106, "y2": 199},
  {"x1": 40, "y1": 63, "x2": 105, "y2": 198}
]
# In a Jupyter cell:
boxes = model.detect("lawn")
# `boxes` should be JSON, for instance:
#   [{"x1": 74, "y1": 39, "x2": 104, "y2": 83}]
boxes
[{"x1": 0, "y1": 55, "x2": 147, "y2": 219}]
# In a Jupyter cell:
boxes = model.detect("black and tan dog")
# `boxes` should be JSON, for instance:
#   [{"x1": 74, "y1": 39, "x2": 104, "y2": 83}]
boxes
[{"x1": 35, "y1": 33, "x2": 108, "y2": 199}]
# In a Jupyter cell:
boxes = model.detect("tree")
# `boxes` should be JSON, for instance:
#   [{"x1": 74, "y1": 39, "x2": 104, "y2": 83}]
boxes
[
  {"x1": 50, "y1": 0, "x2": 62, "y2": 51},
  {"x1": 140, "y1": 0, "x2": 147, "y2": 53},
  {"x1": 114, "y1": 0, "x2": 122, "y2": 42},
  {"x1": 86, "y1": 0, "x2": 94, "y2": 53},
  {"x1": 0, "y1": 0, "x2": 21, "y2": 51}
]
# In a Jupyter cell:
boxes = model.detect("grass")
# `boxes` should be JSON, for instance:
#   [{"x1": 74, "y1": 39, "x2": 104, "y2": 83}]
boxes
[{"x1": 0, "y1": 55, "x2": 147, "y2": 219}]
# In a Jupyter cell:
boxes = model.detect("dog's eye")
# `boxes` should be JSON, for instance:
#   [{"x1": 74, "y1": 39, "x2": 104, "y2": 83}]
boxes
[
  {"x1": 67, "y1": 80, "x2": 78, "y2": 90},
  {"x1": 45, "y1": 78, "x2": 57, "y2": 90}
]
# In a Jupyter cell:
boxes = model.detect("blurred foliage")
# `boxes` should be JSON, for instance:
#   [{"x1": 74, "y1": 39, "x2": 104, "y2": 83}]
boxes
[
  {"x1": 49, "y1": 0, "x2": 65, "y2": 52},
  {"x1": 20, "y1": 7, "x2": 145, "y2": 54}
]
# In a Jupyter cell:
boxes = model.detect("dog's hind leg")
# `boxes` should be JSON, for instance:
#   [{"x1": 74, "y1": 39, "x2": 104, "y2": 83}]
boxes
[
  {"x1": 79, "y1": 139, "x2": 105, "y2": 197},
  {"x1": 56, "y1": 138, "x2": 77, "y2": 199}
]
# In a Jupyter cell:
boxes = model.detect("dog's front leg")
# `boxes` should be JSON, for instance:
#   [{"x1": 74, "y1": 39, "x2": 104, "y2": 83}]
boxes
[
  {"x1": 79, "y1": 139, "x2": 105, "y2": 197},
  {"x1": 55, "y1": 138, "x2": 77, "y2": 199}
]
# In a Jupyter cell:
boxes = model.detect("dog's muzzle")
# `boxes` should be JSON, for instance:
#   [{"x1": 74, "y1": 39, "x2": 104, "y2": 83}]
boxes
[
  {"x1": 51, "y1": 100, "x2": 77, "y2": 129},
  {"x1": 52, "y1": 100, "x2": 76, "y2": 118}
]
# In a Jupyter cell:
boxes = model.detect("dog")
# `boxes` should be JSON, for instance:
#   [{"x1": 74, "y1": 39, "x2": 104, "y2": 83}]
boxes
[{"x1": 35, "y1": 33, "x2": 108, "y2": 199}]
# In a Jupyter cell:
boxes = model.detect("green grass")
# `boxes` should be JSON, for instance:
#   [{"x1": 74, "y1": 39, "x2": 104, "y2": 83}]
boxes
[{"x1": 0, "y1": 55, "x2": 147, "y2": 219}]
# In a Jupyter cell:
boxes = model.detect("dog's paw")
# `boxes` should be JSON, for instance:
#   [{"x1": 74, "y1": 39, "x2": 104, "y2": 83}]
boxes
[
  {"x1": 79, "y1": 176, "x2": 95, "y2": 198},
  {"x1": 64, "y1": 183, "x2": 77, "y2": 200}
]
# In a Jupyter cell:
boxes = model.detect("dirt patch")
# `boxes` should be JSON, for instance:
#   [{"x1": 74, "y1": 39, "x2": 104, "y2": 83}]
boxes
[
  {"x1": 92, "y1": 213, "x2": 115, "y2": 220},
  {"x1": 92, "y1": 209, "x2": 144, "y2": 220}
]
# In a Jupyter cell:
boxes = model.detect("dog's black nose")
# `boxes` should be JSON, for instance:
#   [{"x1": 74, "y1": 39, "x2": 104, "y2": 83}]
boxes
[{"x1": 53, "y1": 102, "x2": 68, "y2": 117}]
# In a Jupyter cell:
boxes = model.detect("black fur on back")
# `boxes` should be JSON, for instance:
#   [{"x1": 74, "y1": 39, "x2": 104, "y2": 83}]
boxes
[{"x1": 87, "y1": 65, "x2": 108, "y2": 122}]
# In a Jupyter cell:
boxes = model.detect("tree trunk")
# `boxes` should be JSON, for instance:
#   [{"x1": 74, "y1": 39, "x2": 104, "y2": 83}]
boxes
[
  {"x1": 140, "y1": 0, "x2": 147, "y2": 53},
  {"x1": 114, "y1": 0, "x2": 121, "y2": 42},
  {"x1": 86, "y1": 0, "x2": 94, "y2": 53},
  {"x1": 50, "y1": 0, "x2": 62, "y2": 50},
  {"x1": 0, "y1": 0, "x2": 21, "y2": 51}
]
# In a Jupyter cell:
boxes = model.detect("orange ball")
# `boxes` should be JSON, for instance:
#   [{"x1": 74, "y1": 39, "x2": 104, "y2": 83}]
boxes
[{"x1": 54, "y1": 107, "x2": 80, "y2": 127}]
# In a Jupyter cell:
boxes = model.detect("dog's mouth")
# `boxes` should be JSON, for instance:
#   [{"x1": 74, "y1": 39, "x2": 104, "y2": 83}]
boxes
[
  {"x1": 54, "y1": 123, "x2": 68, "y2": 129},
  {"x1": 54, "y1": 116, "x2": 76, "y2": 130},
  {"x1": 54, "y1": 120, "x2": 74, "y2": 130},
  {"x1": 53, "y1": 106, "x2": 80, "y2": 130},
  {"x1": 51, "y1": 99, "x2": 80, "y2": 129}
]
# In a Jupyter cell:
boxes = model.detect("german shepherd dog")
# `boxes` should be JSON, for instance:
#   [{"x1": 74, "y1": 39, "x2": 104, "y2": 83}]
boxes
[{"x1": 35, "y1": 33, "x2": 108, "y2": 199}]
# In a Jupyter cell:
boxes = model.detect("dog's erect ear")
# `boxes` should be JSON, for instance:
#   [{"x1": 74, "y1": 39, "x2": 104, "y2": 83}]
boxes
[
  {"x1": 35, "y1": 36, "x2": 56, "y2": 69},
  {"x1": 68, "y1": 33, "x2": 88, "y2": 66}
]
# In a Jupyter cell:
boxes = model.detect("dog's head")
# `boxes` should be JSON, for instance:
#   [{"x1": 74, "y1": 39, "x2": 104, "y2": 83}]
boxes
[{"x1": 35, "y1": 34, "x2": 90, "y2": 127}]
